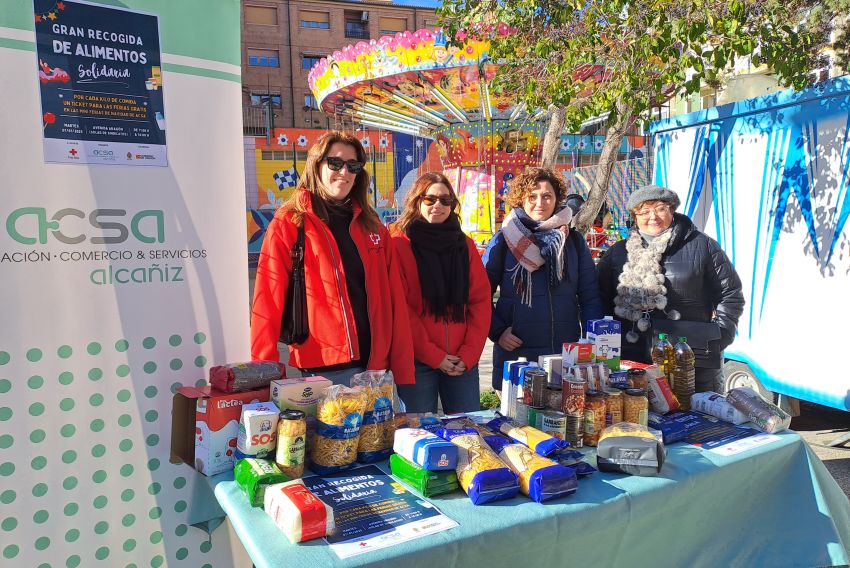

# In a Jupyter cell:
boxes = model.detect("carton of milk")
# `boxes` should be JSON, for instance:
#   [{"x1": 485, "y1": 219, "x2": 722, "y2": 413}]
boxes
[
  {"x1": 538, "y1": 355, "x2": 563, "y2": 387},
  {"x1": 562, "y1": 341, "x2": 594, "y2": 371},
  {"x1": 586, "y1": 316, "x2": 622, "y2": 370},
  {"x1": 235, "y1": 402, "x2": 281, "y2": 459}
]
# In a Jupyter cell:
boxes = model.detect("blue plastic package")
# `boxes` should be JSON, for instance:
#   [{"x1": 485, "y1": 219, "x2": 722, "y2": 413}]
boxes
[
  {"x1": 435, "y1": 427, "x2": 479, "y2": 441},
  {"x1": 487, "y1": 415, "x2": 568, "y2": 457},
  {"x1": 499, "y1": 444, "x2": 578, "y2": 502},
  {"x1": 451, "y1": 433, "x2": 519, "y2": 505},
  {"x1": 393, "y1": 428, "x2": 458, "y2": 470}
]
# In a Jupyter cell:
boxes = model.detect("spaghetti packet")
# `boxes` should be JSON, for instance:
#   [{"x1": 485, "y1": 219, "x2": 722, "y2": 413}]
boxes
[
  {"x1": 351, "y1": 371, "x2": 395, "y2": 463},
  {"x1": 498, "y1": 444, "x2": 578, "y2": 503},
  {"x1": 451, "y1": 433, "x2": 519, "y2": 505},
  {"x1": 487, "y1": 415, "x2": 569, "y2": 457},
  {"x1": 309, "y1": 385, "x2": 368, "y2": 474}
]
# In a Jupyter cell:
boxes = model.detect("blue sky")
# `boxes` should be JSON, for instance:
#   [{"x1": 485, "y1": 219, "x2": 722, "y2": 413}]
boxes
[{"x1": 389, "y1": 0, "x2": 443, "y2": 8}]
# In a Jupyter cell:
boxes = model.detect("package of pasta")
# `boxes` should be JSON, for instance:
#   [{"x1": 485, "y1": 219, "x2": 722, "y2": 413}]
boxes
[
  {"x1": 486, "y1": 415, "x2": 568, "y2": 457},
  {"x1": 234, "y1": 458, "x2": 290, "y2": 507},
  {"x1": 451, "y1": 433, "x2": 519, "y2": 505},
  {"x1": 441, "y1": 418, "x2": 512, "y2": 454},
  {"x1": 596, "y1": 422, "x2": 666, "y2": 476},
  {"x1": 264, "y1": 479, "x2": 335, "y2": 544},
  {"x1": 498, "y1": 444, "x2": 578, "y2": 503},
  {"x1": 310, "y1": 385, "x2": 368, "y2": 475},
  {"x1": 389, "y1": 453, "x2": 460, "y2": 497},
  {"x1": 394, "y1": 428, "x2": 458, "y2": 470},
  {"x1": 350, "y1": 371, "x2": 395, "y2": 463},
  {"x1": 725, "y1": 387, "x2": 791, "y2": 434},
  {"x1": 209, "y1": 361, "x2": 284, "y2": 393}
]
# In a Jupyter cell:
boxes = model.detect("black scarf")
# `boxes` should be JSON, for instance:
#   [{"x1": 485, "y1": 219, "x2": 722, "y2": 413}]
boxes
[{"x1": 407, "y1": 216, "x2": 469, "y2": 323}]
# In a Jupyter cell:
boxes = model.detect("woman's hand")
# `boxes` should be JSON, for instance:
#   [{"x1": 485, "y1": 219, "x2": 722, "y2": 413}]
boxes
[
  {"x1": 438, "y1": 355, "x2": 464, "y2": 376},
  {"x1": 498, "y1": 327, "x2": 523, "y2": 351}
]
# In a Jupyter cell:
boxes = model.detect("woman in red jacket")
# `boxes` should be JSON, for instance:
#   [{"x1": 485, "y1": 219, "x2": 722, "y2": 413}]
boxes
[
  {"x1": 250, "y1": 131, "x2": 414, "y2": 386},
  {"x1": 391, "y1": 172, "x2": 491, "y2": 413}
]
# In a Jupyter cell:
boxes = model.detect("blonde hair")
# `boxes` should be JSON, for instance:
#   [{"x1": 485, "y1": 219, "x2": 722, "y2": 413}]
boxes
[
  {"x1": 288, "y1": 131, "x2": 381, "y2": 232},
  {"x1": 393, "y1": 172, "x2": 460, "y2": 234}
]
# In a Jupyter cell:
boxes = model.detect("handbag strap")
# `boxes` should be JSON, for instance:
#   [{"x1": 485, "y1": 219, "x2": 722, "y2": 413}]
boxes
[{"x1": 291, "y1": 224, "x2": 305, "y2": 273}]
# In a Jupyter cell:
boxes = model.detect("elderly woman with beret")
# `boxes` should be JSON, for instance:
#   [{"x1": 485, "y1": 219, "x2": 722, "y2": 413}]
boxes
[{"x1": 597, "y1": 185, "x2": 745, "y2": 393}]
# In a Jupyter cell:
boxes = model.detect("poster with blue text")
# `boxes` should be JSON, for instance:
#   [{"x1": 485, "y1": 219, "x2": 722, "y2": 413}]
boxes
[{"x1": 34, "y1": 0, "x2": 167, "y2": 166}]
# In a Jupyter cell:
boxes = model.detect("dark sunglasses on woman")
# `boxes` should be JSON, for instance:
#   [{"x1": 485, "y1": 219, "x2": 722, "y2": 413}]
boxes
[
  {"x1": 324, "y1": 156, "x2": 365, "y2": 174},
  {"x1": 421, "y1": 195, "x2": 455, "y2": 206}
]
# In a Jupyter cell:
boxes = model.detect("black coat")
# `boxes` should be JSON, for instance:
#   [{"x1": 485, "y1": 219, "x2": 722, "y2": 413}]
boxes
[{"x1": 597, "y1": 213, "x2": 744, "y2": 363}]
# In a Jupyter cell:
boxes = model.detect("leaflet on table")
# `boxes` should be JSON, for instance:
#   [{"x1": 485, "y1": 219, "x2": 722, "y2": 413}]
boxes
[
  {"x1": 683, "y1": 418, "x2": 764, "y2": 450},
  {"x1": 302, "y1": 465, "x2": 458, "y2": 559},
  {"x1": 705, "y1": 433, "x2": 781, "y2": 456}
]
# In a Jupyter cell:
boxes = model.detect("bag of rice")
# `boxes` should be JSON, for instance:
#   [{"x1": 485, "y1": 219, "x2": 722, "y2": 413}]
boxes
[
  {"x1": 486, "y1": 415, "x2": 568, "y2": 457},
  {"x1": 309, "y1": 385, "x2": 368, "y2": 474},
  {"x1": 389, "y1": 453, "x2": 460, "y2": 497},
  {"x1": 451, "y1": 433, "x2": 519, "y2": 505},
  {"x1": 351, "y1": 371, "x2": 395, "y2": 463},
  {"x1": 234, "y1": 458, "x2": 289, "y2": 507},
  {"x1": 498, "y1": 444, "x2": 578, "y2": 503},
  {"x1": 264, "y1": 479, "x2": 335, "y2": 543}
]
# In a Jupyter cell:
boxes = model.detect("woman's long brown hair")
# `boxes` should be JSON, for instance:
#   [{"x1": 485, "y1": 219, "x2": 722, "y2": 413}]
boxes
[
  {"x1": 392, "y1": 172, "x2": 460, "y2": 234},
  {"x1": 288, "y1": 131, "x2": 381, "y2": 232}
]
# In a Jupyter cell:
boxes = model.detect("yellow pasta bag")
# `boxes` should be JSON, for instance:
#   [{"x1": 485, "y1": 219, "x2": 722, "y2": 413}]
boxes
[
  {"x1": 350, "y1": 371, "x2": 395, "y2": 463},
  {"x1": 310, "y1": 385, "x2": 368, "y2": 474},
  {"x1": 498, "y1": 444, "x2": 578, "y2": 503},
  {"x1": 450, "y1": 433, "x2": 519, "y2": 505}
]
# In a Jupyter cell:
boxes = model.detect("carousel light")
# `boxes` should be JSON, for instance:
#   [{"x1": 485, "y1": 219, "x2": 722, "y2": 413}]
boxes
[
  {"x1": 481, "y1": 81, "x2": 493, "y2": 121},
  {"x1": 430, "y1": 86, "x2": 468, "y2": 122},
  {"x1": 356, "y1": 106, "x2": 431, "y2": 129},
  {"x1": 359, "y1": 118, "x2": 422, "y2": 136},
  {"x1": 360, "y1": 102, "x2": 433, "y2": 128},
  {"x1": 388, "y1": 93, "x2": 450, "y2": 125}
]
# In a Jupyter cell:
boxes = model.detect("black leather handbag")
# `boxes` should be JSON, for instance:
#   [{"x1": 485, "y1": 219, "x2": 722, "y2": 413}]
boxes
[
  {"x1": 651, "y1": 318, "x2": 722, "y2": 369},
  {"x1": 279, "y1": 225, "x2": 309, "y2": 345}
]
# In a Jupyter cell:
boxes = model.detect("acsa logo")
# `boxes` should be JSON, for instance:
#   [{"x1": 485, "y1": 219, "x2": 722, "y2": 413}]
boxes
[{"x1": 6, "y1": 208, "x2": 165, "y2": 245}]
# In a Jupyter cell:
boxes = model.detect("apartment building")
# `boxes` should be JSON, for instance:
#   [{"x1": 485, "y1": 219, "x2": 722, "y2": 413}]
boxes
[{"x1": 241, "y1": 0, "x2": 439, "y2": 134}]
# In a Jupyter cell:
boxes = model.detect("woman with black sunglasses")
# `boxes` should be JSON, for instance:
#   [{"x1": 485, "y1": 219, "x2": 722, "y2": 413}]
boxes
[
  {"x1": 390, "y1": 173, "x2": 491, "y2": 413},
  {"x1": 251, "y1": 131, "x2": 414, "y2": 387}
]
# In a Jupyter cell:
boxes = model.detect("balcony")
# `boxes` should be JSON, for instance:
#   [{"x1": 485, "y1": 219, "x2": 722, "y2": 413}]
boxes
[
  {"x1": 345, "y1": 22, "x2": 369, "y2": 39},
  {"x1": 243, "y1": 106, "x2": 271, "y2": 137}
]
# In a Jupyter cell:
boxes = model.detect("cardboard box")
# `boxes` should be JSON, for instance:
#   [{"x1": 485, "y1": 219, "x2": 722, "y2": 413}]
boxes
[
  {"x1": 562, "y1": 341, "x2": 593, "y2": 369},
  {"x1": 586, "y1": 316, "x2": 622, "y2": 370},
  {"x1": 170, "y1": 385, "x2": 270, "y2": 476}
]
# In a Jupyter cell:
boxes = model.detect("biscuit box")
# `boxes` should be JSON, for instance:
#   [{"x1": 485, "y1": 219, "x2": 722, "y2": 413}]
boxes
[
  {"x1": 586, "y1": 316, "x2": 622, "y2": 371},
  {"x1": 170, "y1": 385, "x2": 270, "y2": 476}
]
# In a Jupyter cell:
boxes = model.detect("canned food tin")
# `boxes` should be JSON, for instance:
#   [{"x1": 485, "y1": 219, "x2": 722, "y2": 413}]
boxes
[
  {"x1": 527, "y1": 406, "x2": 545, "y2": 429},
  {"x1": 544, "y1": 387, "x2": 563, "y2": 411},
  {"x1": 561, "y1": 378, "x2": 586, "y2": 415},
  {"x1": 540, "y1": 411, "x2": 567, "y2": 440},
  {"x1": 525, "y1": 369, "x2": 548, "y2": 408}
]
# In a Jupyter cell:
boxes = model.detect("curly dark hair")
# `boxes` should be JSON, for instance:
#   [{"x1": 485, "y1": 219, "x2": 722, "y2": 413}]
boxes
[{"x1": 504, "y1": 167, "x2": 568, "y2": 209}]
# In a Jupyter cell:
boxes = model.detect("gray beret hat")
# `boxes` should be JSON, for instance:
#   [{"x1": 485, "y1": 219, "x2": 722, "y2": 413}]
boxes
[{"x1": 626, "y1": 184, "x2": 681, "y2": 212}]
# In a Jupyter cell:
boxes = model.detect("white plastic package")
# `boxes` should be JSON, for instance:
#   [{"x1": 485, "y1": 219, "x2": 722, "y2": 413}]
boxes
[
  {"x1": 264, "y1": 479, "x2": 335, "y2": 543},
  {"x1": 725, "y1": 387, "x2": 791, "y2": 434},
  {"x1": 691, "y1": 392, "x2": 749, "y2": 425}
]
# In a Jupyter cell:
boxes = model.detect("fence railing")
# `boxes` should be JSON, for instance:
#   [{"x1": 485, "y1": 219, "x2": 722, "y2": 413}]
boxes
[{"x1": 243, "y1": 106, "x2": 270, "y2": 137}]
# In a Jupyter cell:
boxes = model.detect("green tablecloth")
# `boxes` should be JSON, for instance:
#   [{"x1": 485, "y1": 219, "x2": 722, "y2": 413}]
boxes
[{"x1": 213, "y1": 431, "x2": 850, "y2": 567}]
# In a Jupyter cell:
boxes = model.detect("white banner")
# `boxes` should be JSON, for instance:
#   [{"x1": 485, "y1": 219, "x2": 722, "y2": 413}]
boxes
[{"x1": 1, "y1": 1, "x2": 248, "y2": 566}]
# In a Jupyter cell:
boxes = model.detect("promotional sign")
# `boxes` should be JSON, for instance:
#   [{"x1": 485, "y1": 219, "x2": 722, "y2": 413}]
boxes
[
  {"x1": 1, "y1": 0, "x2": 246, "y2": 566},
  {"x1": 303, "y1": 465, "x2": 458, "y2": 559},
  {"x1": 34, "y1": 0, "x2": 167, "y2": 165}
]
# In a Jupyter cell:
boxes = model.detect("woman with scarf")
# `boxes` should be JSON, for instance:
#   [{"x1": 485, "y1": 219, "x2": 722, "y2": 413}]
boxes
[
  {"x1": 597, "y1": 185, "x2": 744, "y2": 393},
  {"x1": 483, "y1": 167, "x2": 604, "y2": 390},
  {"x1": 391, "y1": 173, "x2": 491, "y2": 413},
  {"x1": 251, "y1": 131, "x2": 414, "y2": 386}
]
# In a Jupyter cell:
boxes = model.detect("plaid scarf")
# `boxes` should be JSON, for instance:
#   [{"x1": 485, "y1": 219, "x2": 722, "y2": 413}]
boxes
[{"x1": 501, "y1": 206, "x2": 573, "y2": 306}]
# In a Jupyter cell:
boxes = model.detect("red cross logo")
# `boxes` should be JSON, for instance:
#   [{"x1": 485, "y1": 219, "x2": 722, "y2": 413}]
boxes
[
  {"x1": 68, "y1": 148, "x2": 78, "y2": 156},
  {"x1": 369, "y1": 233, "x2": 381, "y2": 246}
]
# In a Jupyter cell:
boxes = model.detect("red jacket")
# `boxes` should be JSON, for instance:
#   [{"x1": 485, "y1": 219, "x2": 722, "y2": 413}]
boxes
[
  {"x1": 391, "y1": 231, "x2": 492, "y2": 370},
  {"x1": 251, "y1": 191, "x2": 415, "y2": 384}
]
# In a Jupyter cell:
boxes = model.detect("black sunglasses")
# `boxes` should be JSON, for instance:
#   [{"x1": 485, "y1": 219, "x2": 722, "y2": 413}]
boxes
[
  {"x1": 324, "y1": 156, "x2": 365, "y2": 174},
  {"x1": 421, "y1": 195, "x2": 455, "y2": 207}
]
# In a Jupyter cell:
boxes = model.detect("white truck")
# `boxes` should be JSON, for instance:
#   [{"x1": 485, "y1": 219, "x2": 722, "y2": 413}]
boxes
[{"x1": 650, "y1": 77, "x2": 850, "y2": 424}]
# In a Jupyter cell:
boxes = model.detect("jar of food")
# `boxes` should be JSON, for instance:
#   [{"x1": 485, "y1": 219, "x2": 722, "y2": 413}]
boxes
[
  {"x1": 627, "y1": 368, "x2": 649, "y2": 390},
  {"x1": 604, "y1": 388, "x2": 624, "y2": 426},
  {"x1": 623, "y1": 388, "x2": 649, "y2": 427},
  {"x1": 583, "y1": 390, "x2": 607, "y2": 446},
  {"x1": 275, "y1": 410, "x2": 307, "y2": 478}
]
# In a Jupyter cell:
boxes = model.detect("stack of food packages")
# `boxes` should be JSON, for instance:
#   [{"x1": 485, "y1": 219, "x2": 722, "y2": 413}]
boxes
[{"x1": 227, "y1": 369, "x2": 401, "y2": 543}]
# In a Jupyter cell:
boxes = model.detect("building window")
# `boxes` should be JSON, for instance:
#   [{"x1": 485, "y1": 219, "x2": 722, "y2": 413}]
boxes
[
  {"x1": 300, "y1": 10, "x2": 330, "y2": 29},
  {"x1": 248, "y1": 49, "x2": 279, "y2": 68},
  {"x1": 250, "y1": 93, "x2": 281, "y2": 108},
  {"x1": 302, "y1": 55, "x2": 323, "y2": 70},
  {"x1": 245, "y1": 5, "x2": 277, "y2": 25},
  {"x1": 424, "y1": 19, "x2": 439, "y2": 28},
  {"x1": 304, "y1": 95, "x2": 318, "y2": 110},
  {"x1": 379, "y1": 17, "x2": 406, "y2": 36},
  {"x1": 345, "y1": 21, "x2": 369, "y2": 39},
  {"x1": 261, "y1": 151, "x2": 288, "y2": 160}
]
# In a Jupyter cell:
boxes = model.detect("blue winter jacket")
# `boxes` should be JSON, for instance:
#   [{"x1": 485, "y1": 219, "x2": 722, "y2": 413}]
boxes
[{"x1": 483, "y1": 229, "x2": 604, "y2": 389}]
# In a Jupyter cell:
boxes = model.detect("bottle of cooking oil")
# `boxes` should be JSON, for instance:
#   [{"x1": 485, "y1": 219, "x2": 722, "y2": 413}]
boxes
[
  {"x1": 651, "y1": 333, "x2": 675, "y2": 380},
  {"x1": 672, "y1": 337, "x2": 696, "y2": 410}
]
